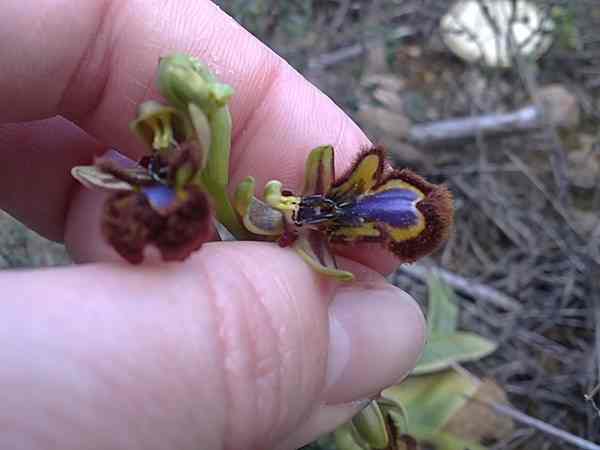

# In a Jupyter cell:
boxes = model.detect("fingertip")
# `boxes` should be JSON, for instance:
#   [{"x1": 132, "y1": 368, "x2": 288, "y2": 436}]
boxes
[
  {"x1": 324, "y1": 282, "x2": 425, "y2": 405},
  {"x1": 65, "y1": 186, "x2": 121, "y2": 263}
]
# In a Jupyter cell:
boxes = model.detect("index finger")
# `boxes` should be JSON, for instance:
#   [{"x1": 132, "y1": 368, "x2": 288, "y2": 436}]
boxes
[
  {"x1": 0, "y1": 0, "x2": 399, "y2": 273},
  {"x1": 1, "y1": 0, "x2": 368, "y2": 170}
]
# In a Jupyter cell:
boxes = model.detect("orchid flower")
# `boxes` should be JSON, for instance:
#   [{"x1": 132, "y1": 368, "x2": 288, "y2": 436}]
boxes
[
  {"x1": 234, "y1": 145, "x2": 453, "y2": 282},
  {"x1": 71, "y1": 54, "x2": 246, "y2": 263},
  {"x1": 71, "y1": 102, "x2": 212, "y2": 263}
]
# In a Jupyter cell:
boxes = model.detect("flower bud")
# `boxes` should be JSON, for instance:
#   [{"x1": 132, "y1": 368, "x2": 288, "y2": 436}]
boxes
[
  {"x1": 157, "y1": 54, "x2": 234, "y2": 114},
  {"x1": 352, "y1": 401, "x2": 390, "y2": 449}
]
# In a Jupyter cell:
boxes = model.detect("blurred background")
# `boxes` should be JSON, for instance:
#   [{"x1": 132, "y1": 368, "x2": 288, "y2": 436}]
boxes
[{"x1": 1, "y1": 0, "x2": 599, "y2": 448}]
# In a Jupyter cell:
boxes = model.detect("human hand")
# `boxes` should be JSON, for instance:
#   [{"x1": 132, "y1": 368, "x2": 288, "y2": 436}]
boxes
[{"x1": 0, "y1": 1, "x2": 425, "y2": 449}]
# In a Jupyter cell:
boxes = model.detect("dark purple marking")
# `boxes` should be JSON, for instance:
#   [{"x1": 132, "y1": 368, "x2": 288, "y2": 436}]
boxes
[{"x1": 343, "y1": 188, "x2": 420, "y2": 228}]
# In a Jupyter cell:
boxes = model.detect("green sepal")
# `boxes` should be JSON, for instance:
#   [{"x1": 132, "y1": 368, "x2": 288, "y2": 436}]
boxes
[
  {"x1": 187, "y1": 103, "x2": 211, "y2": 169},
  {"x1": 70, "y1": 165, "x2": 139, "y2": 191},
  {"x1": 234, "y1": 176, "x2": 255, "y2": 217},
  {"x1": 293, "y1": 230, "x2": 354, "y2": 282}
]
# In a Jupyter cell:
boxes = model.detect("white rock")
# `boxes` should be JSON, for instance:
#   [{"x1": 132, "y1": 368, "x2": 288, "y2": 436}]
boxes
[{"x1": 441, "y1": 0, "x2": 554, "y2": 68}]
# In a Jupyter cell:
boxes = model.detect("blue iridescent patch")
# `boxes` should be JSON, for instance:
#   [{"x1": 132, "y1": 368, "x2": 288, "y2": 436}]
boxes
[
  {"x1": 344, "y1": 188, "x2": 419, "y2": 227},
  {"x1": 143, "y1": 185, "x2": 177, "y2": 211}
]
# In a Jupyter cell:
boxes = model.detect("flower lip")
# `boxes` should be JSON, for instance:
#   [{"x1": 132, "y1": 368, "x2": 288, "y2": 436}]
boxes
[
  {"x1": 299, "y1": 148, "x2": 453, "y2": 263},
  {"x1": 102, "y1": 184, "x2": 213, "y2": 264},
  {"x1": 73, "y1": 148, "x2": 214, "y2": 264}
]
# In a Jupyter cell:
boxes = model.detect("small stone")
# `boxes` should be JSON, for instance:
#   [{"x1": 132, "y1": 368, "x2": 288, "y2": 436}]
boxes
[
  {"x1": 357, "y1": 105, "x2": 411, "y2": 139},
  {"x1": 373, "y1": 88, "x2": 403, "y2": 112},
  {"x1": 568, "y1": 149, "x2": 599, "y2": 189},
  {"x1": 389, "y1": 141, "x2": 427, "y2": 166},
  {"x1": 361, "y1": 74, "x2": 406, "y2": 112},
  {"x1": 362, "y1": 73, "x2": 406, "y2": 93},
  {"x1": 538, "y1": 84, "x2": 580, "y2": 129},
  {"x1": 571, "y1": 209, "x2": 600, "y2": 235}
]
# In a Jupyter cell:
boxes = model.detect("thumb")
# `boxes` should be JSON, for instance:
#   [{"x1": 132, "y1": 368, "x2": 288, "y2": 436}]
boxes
[
  {"x1": 0, "y1": 242, "x2": 424, "y2": 450},
  {"x1": 60, "y1": 186, "x2": 426, "y2": 449}
]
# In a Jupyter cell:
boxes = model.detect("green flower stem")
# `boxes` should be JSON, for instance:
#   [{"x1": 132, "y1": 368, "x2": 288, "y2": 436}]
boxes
[
  {"x1": 197, "y1": 104, "x2": 248, "y2": 238},
  {"x1": 203, "y1": 106, "x2": 231, "y2": 188}
]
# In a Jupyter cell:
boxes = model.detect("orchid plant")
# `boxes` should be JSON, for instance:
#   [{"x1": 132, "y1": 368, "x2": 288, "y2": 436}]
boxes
[
  {"x1": 71, "y1": 53, "x2": 456, "y2": 450},
  {"x1": 71, "y1": 53, "x2": 453, "y2": 281}
]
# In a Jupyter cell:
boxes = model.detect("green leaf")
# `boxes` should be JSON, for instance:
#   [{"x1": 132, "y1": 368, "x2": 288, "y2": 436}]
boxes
[
  {"x1": 418, "y1": 431, "x2": 489, "y2": 450},
  {"x1": 426, "y1": 272, "x2": 458, "y2": 338},
  {"x1": 334, "y1": 423, "x2": 367, "y2": 450},
  {"x1": 413, "y1": 332, "x2": 497, "y2": 375},
  {"x1": 313, "y1": 433, "x2": 339, "y2": 450},
  {"x1": 382, "y1": 370, "x2": 479, "y2": 435}
]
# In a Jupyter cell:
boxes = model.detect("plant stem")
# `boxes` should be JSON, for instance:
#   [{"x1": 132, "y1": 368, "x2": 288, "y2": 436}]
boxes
[{"x1": 200, "y1": 106, "x2": 248, "y2": 238}]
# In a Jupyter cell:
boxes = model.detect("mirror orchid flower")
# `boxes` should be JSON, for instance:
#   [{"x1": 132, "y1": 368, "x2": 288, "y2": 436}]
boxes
[
  {"x1": 71, "y1": 101, "x2": 213, "y2": 264},
  {"x1": 71, "y1": 53, "x2": 242, "y2": 264},
  {"x1": 235, "y1": 145, "x2": 453, "y2": 281}
]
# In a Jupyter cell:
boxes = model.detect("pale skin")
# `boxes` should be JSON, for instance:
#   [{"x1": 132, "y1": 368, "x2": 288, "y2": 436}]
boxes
[{"x1": 0, "y1": 1, "x2": 426, "y2": 449}]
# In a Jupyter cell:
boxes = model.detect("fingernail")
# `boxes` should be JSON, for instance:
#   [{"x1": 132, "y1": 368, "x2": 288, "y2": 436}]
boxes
[{"x1": 324, "y1": 283, "x2": 426, "y2": 405}]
